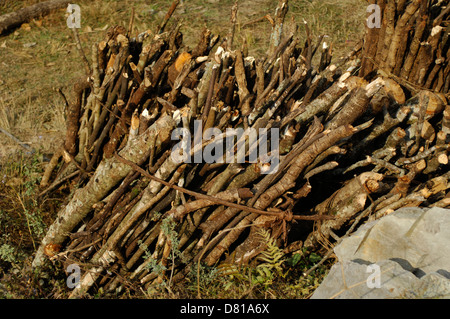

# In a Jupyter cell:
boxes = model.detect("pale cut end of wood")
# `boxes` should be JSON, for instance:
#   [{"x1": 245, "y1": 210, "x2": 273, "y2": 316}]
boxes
[
  {"x1": 131, "y1": 110, "x2": 140, "y2": 131},
  {"x1": 415, "y1": 159, "x2": 427, "y2": 171},
  {"x1": 175, "y1": 52, "x2": 192, "y2": 72},
  {"x1": 62, "y1": 149, "x2": 71, "y2": 163},
  {"x1": 143, "y1": 77, "x2": 152, "y2": 88},
  {"x1": 129, "y1": 62, "x2": 137, "y2": 71},
  {"x1": 196, "y1": 56, "x2": 208, "y2": 64},
  {"x1": 98, "y1": 41, "x2": 107, "y2": 51},
  {"x1": 438, "y1": 154, "x2": 449, "y2": 165},
  {"x1": 421, "y1": 120, "x2": 436, "y2": 141},
  {"x1": 419, "y1": 91, "x2": 446, "y2": 115},
  {"x1": 431, "y1": 25, "x2": 444, "y2": 37},
  {"x1": 344, "y1": 76, "x2": 369, "y2": 91},
  {"x1": 383, "y1": 78, "x2": 406, "y2": 105}
]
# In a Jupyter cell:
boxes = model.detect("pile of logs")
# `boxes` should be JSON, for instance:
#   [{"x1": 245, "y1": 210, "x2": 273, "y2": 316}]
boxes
[
  {"x1": 32, "y1": 0, "x2": 449, "y2": 297},
  {"x1": 360, "y1": 0, "x2": 450, "y2": 93}
]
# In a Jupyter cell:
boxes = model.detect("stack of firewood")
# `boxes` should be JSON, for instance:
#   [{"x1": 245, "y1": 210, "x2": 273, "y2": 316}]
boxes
[
  {"x1": 32, "y1": 0, "x2": 449, "y2": 296},
  {"x1": 360, "y1": 0, "x2": 450, "y2": 93}
]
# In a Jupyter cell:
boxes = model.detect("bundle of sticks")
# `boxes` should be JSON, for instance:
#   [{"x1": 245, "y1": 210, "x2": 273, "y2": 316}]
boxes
[{"x1": 33, "y1": 0, "x2": 449, "y2": 296}]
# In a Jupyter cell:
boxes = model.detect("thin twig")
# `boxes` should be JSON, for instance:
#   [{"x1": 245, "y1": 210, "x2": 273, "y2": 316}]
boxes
[
  {"x1": 71, "y1": 27, "x2": 92, "y2": 76},
  {"x1": 39, "y1": 169, "x2": 80, "y2": 197},
  {"x1": 0, "y1": 127, "x2": 34, "y2": 153},
  {"x1": 15, "y1": 191, "x2": 36, "y2": 250},
  {"x1": 158, "y1": 0, "x2": 180, "y2": 34},
  {"x1": 51, "y1": 237, "x2": 102, "y2": 260}
]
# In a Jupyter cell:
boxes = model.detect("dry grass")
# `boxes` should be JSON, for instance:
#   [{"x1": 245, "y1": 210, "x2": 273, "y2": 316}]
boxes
[{"x1": 0, "y1": 0, "x2": 366, "y2": 298}]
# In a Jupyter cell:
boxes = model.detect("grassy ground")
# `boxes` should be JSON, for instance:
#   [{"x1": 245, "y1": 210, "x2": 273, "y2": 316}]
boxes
[{"x1": 0, "y1": 0, "x2": 366, "y2": 298}]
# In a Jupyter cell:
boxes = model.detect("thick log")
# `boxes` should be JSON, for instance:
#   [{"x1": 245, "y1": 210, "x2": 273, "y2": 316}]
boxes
[{"x1": 0, "y1": 0, "x2": 70, "y2": 35}]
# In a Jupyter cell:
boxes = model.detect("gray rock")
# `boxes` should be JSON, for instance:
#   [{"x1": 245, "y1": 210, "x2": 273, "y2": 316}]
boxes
[{"x1": 311, "y1": 207, "x2": 450, "y2": 299}]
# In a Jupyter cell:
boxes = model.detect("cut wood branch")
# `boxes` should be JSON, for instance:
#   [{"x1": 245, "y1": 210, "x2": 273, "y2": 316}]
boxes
[{"x1": 0, "y1": 0, "x2": 70, "y2": 35}]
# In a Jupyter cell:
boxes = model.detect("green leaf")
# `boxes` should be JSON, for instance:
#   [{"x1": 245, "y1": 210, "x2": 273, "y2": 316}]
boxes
[
  {"x1": 309, "y1": 252, "x2": 322, "y2": 264},
  {"x1": 288, "y1": 253, "x2": 302, "y2": 267}
]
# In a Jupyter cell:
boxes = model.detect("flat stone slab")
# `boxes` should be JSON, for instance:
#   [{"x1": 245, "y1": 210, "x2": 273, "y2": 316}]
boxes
[{"x1": 311, "y1": 207, "x2": 450, "y2": 299}]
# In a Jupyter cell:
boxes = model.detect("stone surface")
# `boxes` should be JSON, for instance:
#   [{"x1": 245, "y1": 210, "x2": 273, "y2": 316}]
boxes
[{"x1": 311, "y1": 207, "x2": 450, "y2": 299}]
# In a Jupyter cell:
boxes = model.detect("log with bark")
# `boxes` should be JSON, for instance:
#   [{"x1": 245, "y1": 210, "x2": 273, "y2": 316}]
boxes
[
  {"x1": 33, "y1": 0, "x2": 449, "y2": 297},
  {"x1": 0, "y1": 0, "x2": 70, "y2": 35}
]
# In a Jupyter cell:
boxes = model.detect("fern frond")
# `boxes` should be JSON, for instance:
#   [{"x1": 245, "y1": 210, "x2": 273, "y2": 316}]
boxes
[
  {"x1": 256, "y1": 228, "x2": 285, "y2": 275},
  {"x1": 217, "y1": 263, "x2": 241, "y2": 277}
]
